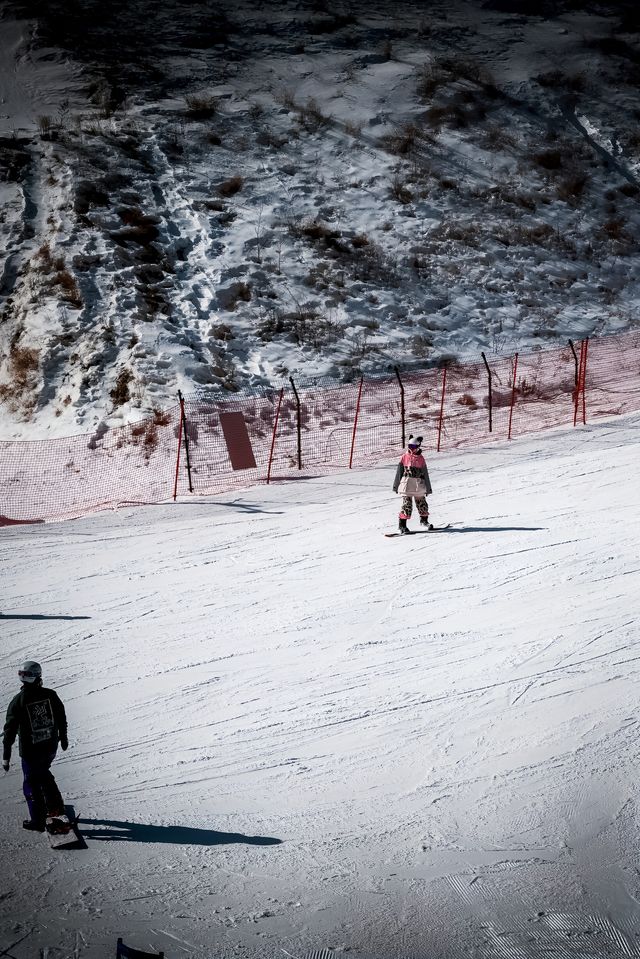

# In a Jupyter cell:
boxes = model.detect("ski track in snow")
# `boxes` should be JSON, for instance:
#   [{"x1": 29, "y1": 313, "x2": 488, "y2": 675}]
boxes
[{"x1": 1, "y1": 415, "x2": 640, "y2": 956}]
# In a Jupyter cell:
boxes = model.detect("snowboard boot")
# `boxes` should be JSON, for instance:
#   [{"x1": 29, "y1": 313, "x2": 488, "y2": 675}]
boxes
[
  {"x1": 23, "y1": 819, "x2": 46, "y2": 832},
  {"x1": 46, "y1": 816, "x2": 71, "y2": 836},
  {"x1": 420, "y1": 518, "x2": 434, "y2": 530},
  {"x1": 398, "y1": 518, "x2": 410, "y2": 534}
]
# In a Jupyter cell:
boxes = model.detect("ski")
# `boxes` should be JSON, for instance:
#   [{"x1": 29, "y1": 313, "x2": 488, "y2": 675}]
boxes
[{"x1": 384, "y1": 524, "x2": 451, "y2": 538}]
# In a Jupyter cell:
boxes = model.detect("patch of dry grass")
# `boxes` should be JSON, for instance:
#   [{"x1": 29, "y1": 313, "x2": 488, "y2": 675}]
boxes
[
  {"x1": 0, "y1": 344, "x2": 40, "y2": 408},
  {"x1": 217, "y1": 175, "x2": 244, "y2": 197},
  {"x1": 110, "y1": 367, "x2": 133, "y2": 407}
]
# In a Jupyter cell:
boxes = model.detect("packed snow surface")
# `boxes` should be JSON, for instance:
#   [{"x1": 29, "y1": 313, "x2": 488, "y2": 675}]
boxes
[{"x1": 2, "y1": 413, "x2": 640, "y2": 958}]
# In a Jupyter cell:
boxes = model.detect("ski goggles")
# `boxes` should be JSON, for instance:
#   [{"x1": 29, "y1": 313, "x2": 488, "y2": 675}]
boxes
[{"x1": 18, "y1": 669, "x2": 39, "y2": 682}]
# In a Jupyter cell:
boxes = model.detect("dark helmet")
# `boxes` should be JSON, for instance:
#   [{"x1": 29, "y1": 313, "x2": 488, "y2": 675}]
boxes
[{"x1": 19, "y1": 661, "x2": 42, "y2": 684}]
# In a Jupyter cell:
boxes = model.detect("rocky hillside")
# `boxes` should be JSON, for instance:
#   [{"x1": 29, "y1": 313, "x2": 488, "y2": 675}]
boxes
[{"x1": 0, "y1": 0, "x2": 639, "y2": 438}]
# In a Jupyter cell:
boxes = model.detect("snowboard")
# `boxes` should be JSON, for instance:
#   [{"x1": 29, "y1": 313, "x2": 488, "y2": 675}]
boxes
[
  {"x1": 384, "y1": 524, "x2": 451, "y2": 537},
  {"x1": 46, "y1": 806, "x2": 82, "y2": 849}
]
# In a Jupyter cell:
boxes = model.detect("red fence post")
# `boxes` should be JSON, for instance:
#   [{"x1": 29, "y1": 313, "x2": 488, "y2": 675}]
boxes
[
  {"x1": 573, "y1": 340, "x2": 585, "y2": 427},
  {"x1": 508, "y1": 352, "x2": 518, "y2": 440},
  {"x1": 173, "y1": 400, "x2": 184, "y2": 501},
  {"x1": 581, "y1": 336, "x2": 589, "y2": 425},
  {"x1": 436, "y1": 366, "x2": 447, "y2": 452},
  {"x1": 349, "y1": 377, "x2": 364, "y2": 468},
  {"x1": 266, "y1": 388, "x2": 284, "y2": 484}
]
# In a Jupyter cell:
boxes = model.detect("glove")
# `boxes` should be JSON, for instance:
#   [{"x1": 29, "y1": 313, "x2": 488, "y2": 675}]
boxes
[
  {"x1": 2, "y1": 761, "x2": 9, "y2": 772},
  {"x1": 60, "y1": 737, "x2": 68, "y2": 752}
]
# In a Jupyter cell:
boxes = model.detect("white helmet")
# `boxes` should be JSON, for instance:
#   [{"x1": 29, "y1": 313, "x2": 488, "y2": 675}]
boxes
[{"x1": 19, "y1": 661, "x2": 42, "y2": 684}]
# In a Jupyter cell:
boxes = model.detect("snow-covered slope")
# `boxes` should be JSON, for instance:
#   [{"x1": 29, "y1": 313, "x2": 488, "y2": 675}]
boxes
[
  {"x1": 2, "y1": 413, "x2": 640, "y2": 958},
  {"x1": 1, "y1": 0, "x2": 639, "y2": 438}
]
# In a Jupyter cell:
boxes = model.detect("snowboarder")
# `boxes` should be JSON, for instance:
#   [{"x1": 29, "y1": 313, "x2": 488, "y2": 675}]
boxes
[
  {"x1": 392, "y1": 434, "x2": 433, "y2": 534},
  {"x1": 2, "y1": 661, "x2": 68, "y2": 832}
]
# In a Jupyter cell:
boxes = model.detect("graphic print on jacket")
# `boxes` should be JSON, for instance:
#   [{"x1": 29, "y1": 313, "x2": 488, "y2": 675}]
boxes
[{"x1": 27, "y1": 700, "x2": 56, "y2": 746}]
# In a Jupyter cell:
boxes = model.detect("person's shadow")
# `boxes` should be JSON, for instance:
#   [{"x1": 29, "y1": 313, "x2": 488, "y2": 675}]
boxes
[
  {"x1": 0, "y1": 613, "x2": 91, "y2": 620},
  {"x1": 79, "y1": 818, "x2": 282, "y2": 847}
]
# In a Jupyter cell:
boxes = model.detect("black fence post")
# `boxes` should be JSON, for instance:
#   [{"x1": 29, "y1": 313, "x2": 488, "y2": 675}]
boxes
[
  {"x1": 481, "y1": 352, "x2": 493, "y2": 433},
  {"x1": 568, "y1": 339, "x2": 579, "y2": 387},
  {"x1": 289, "y1": 376, "x2": 302, "y2": 470},
  {"x1": 394, "y1": 366, "x2": 405, "y2": 448},
  {"x1": 178, "y1": 390, "x2": 194, "y2": 493}
]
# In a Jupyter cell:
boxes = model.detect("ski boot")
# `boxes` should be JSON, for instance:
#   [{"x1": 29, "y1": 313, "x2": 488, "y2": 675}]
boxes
[
  {"x1": 46, "y1": 813, "x2": 71, "y2": 836},
  {"x1": 23, "y1": 819, "x2": 46, "y2": 832},
  {"x1": 398, "y1": 518, "x2": 410, "y2": 535},
  {"x1": 420, "y1": 518, "x2": 434, "y2": 530}
]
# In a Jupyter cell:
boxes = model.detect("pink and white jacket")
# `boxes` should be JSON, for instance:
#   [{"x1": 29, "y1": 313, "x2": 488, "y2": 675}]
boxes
[{"x1": 392, "y1": 451, "x2": 432, "y2": 495}]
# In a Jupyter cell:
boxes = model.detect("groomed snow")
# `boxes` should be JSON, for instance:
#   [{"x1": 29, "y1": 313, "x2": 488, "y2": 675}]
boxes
[{"x1": 2, "y1": 413, "x2": 640, "y2": 958}]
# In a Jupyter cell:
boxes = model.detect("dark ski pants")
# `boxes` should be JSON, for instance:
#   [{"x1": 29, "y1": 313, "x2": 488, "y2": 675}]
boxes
[
  {"x1": 21, "y1": 750, "x2": 63, "y2": 823},
  {"x1": 399, "y1": 495, "x2": 429, "y2": 521}
]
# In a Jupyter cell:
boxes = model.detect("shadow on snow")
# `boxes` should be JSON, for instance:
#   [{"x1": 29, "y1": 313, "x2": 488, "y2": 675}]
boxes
[
  {"x1": 0, "y1": 613, "x2": 91, "y2": 620},
  {"x1": 445, "y1": 525, "x2": 546, "y2": 533},
  {"x1": 79, "y1": 818, "x2": 283, "y2": 847}
]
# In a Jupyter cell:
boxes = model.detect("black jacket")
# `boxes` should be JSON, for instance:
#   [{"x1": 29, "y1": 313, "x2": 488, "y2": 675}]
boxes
[{"x1": 3, "y1": 683, "x2": 67, "y2": 761}]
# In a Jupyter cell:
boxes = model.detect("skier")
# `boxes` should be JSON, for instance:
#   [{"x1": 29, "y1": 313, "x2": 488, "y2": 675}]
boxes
[
  {"x1": 2, "y1": 661, "x2": 68, "y2": 832},
  {"x1": 392, "y1": 434, "x2": 433, "y2": 534}
]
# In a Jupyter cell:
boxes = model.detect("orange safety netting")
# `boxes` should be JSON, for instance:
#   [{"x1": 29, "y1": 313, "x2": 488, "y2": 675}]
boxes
[{"x1": 1, "y1": 332, "x2": 639, "y2": 525}]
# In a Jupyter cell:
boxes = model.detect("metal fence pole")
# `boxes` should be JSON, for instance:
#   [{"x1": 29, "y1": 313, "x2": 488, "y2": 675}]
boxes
[
  {"x1": 349, "y1": 377, "x2": 364, "y2": 468},
  {"x1": 267, "y1": 388, "x2": 284, "y2": 484},
  {"x1": 436, "y1": 366, "x2": 447, "y2": 452},
  {"x1": 178, "y1": 390, "x2": 193, "y2": 493},
  {"x1": 394, "y1": 366, "x2": 405, "y2": 448},
  {"x1": 508, "y1": 353, "x2": 518, "y2": 440},
  {"x1": 289, "y1": 376, "x2": 302, "y2": 470},
  {"x1": 481, "y1": 352, "x2": 493, "y2": 433},
  {"x1": 173, "y1": 399, "x2": 183, "y2": 501},
  {"x1": 573, "y1": 340, "x2": 585, "y2": 427},
  {"x1": 581, "y1": 336, "x2": 589, "y2": 425},
  {"x1": 568, "y1": 339, "x2": 579, "y2": 387}
]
